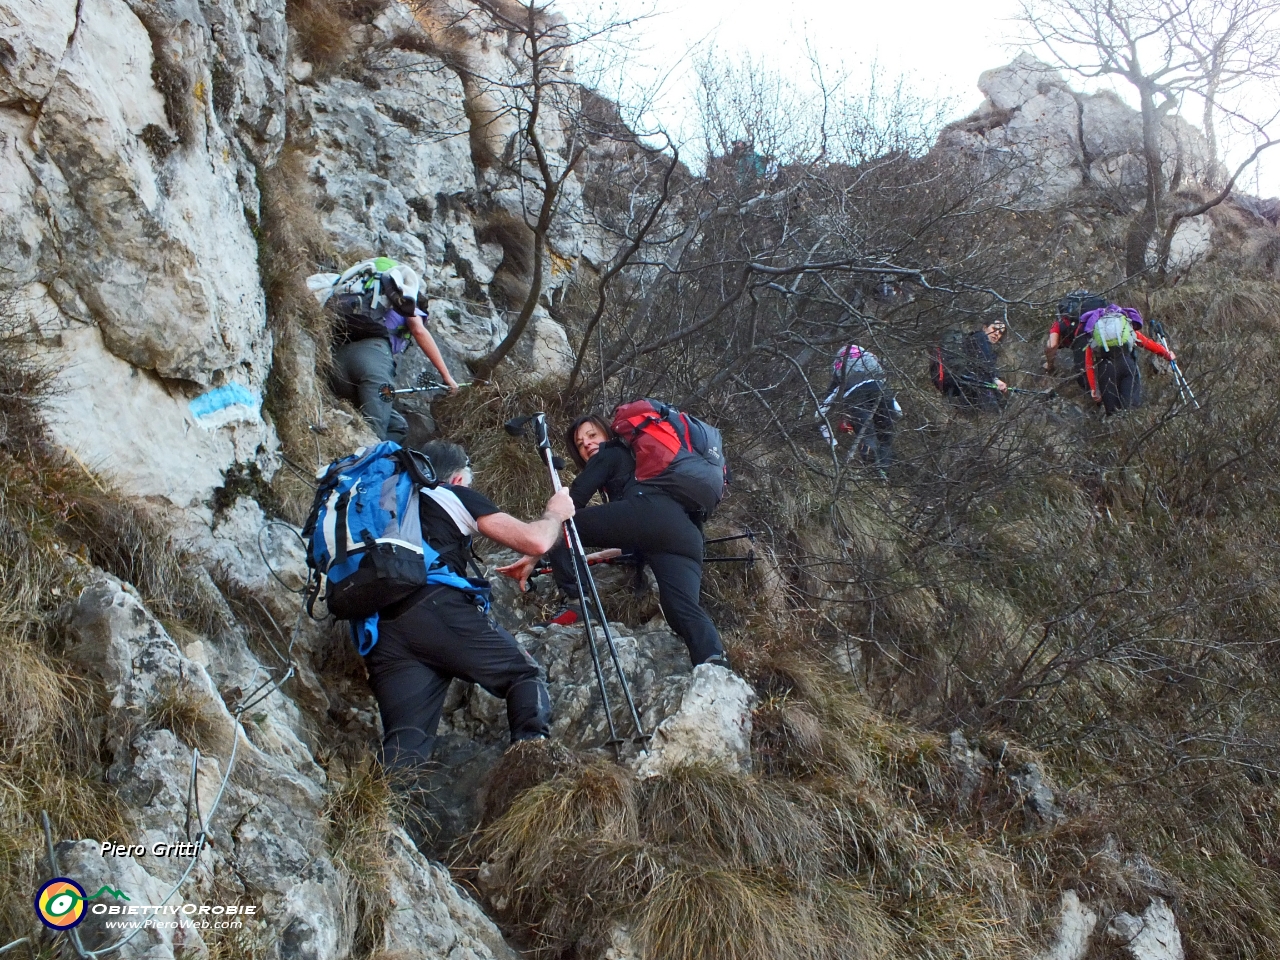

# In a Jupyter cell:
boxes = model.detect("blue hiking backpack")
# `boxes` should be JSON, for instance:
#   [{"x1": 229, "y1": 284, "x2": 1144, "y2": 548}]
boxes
[{"x1": 302, "y1": 442, "x2": 488, "y2": 652}]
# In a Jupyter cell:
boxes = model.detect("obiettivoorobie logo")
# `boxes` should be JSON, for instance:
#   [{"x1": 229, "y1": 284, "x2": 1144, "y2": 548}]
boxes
[{"x1": 34, "y1": 877, "x2": 129, "y2": 930}]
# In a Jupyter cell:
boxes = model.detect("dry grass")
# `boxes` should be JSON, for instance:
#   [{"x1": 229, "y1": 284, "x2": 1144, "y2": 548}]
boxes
[
  {"x1": 475, "y1": 759, "x2": 927, "y2": 959},
  {"x1": 638, "y1": 764, "x2": 829, "y2": 880},
  {"x1": 480, "y1": 737, "x2": 584, "y2": 826},
  {"x1": 287, "y1": 0, "x2": 359, "y2": 76},
  {"x1": 637, "y1": 867, "x2": 885, "y2": 960},
  {"x1": 323, "y1": 759, "x2": 401, "y2": 952},
  {"x1": 255, "y1": 143, "x2": 371, "y2": 520}
]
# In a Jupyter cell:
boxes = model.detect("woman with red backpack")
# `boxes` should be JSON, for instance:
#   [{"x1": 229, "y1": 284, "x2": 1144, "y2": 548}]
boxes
[{"x1": 497, "y1": 411, "x2": 729, "y2": 669}]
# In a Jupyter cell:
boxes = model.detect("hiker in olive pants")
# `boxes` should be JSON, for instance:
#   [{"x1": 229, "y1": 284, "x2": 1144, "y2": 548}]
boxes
[{"x1": 333, "y1": 338, "x2": 409, "y2": 443}]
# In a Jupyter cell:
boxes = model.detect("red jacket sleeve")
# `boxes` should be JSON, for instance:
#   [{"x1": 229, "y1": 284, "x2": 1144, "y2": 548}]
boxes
[
  {"x1": 1135, "y1": 331, "x2": 1172, "y2": 360},
  {"x1": 1084, "y1": 345, "x2": 1098, "y2": 397}
]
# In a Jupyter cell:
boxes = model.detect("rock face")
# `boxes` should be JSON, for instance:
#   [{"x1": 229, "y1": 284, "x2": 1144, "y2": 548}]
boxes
[
  {"x1": 3, "y1": 0, "x2": 279, "y2": 512},
  {"x1": 633, "y1": 663, "x2": 756, "y2": 778},
  {"x1": 55, "y1": 569, "x2": 518, "y2": 960},
  {"x1": 939, "y1": 53, "x2": 1212, "y2": 205},
  {"x1": 0, "y1": 0, "x2": 592, "y2": 516}
]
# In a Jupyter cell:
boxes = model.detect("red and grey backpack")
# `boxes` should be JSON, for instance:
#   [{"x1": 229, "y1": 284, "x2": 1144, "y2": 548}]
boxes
[{"x1": 611, "y1": 399, "x2": 727, "y2": 517}]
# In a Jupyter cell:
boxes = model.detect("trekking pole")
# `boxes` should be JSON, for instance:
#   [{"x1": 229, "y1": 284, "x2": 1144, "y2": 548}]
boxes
[
  {"x1": 1148, "y1": 320, "x2": 1200, "y2": 409},
  {"x1": 961, "y1": 375, "x2": 1053, "y2": 399},
  {"x1": 1168, "y1": 359, "x2": 1199, "y2": 409},
  {"x1": 378, "y1": 373, "x2": 471, "y2": 402},
  {"x1": 506, "y1": 414, "x2": 649, "y2": 752},
  {"x1": 703, "y1": 530, "x2": 755, "y2": 546}
]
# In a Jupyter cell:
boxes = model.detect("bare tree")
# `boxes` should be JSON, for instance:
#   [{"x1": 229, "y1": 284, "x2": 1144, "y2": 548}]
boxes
[
  {"x1": 410, "y1": 0, "x2": 671, "y2": 380},
  {"x1": 1020, "y1": 0, "x2": 1280, "y2": 278},
  {"x1": 1178, "y1": 0, "x2": 1280, "y2": 182}
]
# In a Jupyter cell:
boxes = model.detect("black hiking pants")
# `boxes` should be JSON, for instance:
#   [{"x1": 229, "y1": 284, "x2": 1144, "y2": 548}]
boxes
[
  {"x1": 332, "y1": 337, "x2": 408, "y2": 443},
  {"x1": 363, "y1": 587, "x2": 551, "y2": 770},
  {"x1": 842, "y1": 382, "x2": 895, "y2": 467},
  {"x1": 549, "y1": 491, "x2": 725, "y2": 667},
  {"x1": 1094, "y1": 348, "x2": 1142, "y2": 416}
]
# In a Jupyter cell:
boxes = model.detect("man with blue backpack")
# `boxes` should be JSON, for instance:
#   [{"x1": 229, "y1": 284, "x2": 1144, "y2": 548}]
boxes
[
  {"x1": 313, "y1": 257, "x2": 460, "y2": 442},
  {"x1": 304, "y1": 439, "x2": 574, "y2": 770}
]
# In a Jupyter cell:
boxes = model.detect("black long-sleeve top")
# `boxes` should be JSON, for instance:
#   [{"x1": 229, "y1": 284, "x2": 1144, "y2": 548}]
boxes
[
  {"x1": 568, "y1": 439, "x2": 635, "y2": 508},
  {"x1": 965, "y1": 330, "x2": 1000, "y2": 383}
]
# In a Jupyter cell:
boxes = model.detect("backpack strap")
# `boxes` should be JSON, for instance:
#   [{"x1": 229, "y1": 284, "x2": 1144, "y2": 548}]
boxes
[{"x1": 333, "y1": 491, "x2": 352, "y2": 566}]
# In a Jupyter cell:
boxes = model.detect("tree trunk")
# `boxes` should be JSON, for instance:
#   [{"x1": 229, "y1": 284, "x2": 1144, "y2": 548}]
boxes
[{"x1": 1124, "y1": 82, "x2": 1166, "y2": 278}]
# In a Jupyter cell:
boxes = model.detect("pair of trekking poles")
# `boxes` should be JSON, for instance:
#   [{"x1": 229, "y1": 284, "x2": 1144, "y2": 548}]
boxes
[
  {"x1": 505, "y1": 413, "x2": 650, "y2": 757},
  {"x1": 1147, "y1": 320, "x2": 1200, "y2": 409}
]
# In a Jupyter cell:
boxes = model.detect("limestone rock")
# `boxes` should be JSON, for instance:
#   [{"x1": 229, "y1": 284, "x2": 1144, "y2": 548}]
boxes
[
  {"x1": 0, "y1": 0, "x2": 77, "y2": 104},
  {"x1": 1105, "y1": 899, "x2": 1184, "y2": 960},
  {"x1": 1037, "y1": 890, "x2": 1098, "y2": 960},
  {"x1": 381, "y1": 828, "x2": 520, "y2": 959},
  {"x1": 1008, "y1": 762, "x2": 1065, "y2": 827},
  {"x1": 1, "y1": 0, "x2": 281, "y2": 511},
  {"x1": 512, "y1": 306, "x2": 575, "y2": 381},
  {"x1": 949, "y1": 729, "x2": 989, "y2": 809},
  {"x1": 978, "y1": 53, "x2": 1069, "y2": 112},
  {"x1": 940, "y1": 53, "x2": 1212, "y2": 206},
  {"x1": 1154, "y1": 214, "x2": 1212, "y2": 269},
  {"x1": 32, "y1": 0, "x2": 273, "y2": 385},
  {"x1": 633, "y1": 664, "x2": 756, "y2": 778},
  {"x1": 424, "y1": 297, "x2": 505, "y2": 362},
  {"x1": 292, "y1": 49, "x2": 476, "y2": 273},
  {"x1": 45, "y1": 840, "x2": 208, "y2": 960},
  {"x1": 30, "y1": 315, "x2": 275, "y2": 511}
]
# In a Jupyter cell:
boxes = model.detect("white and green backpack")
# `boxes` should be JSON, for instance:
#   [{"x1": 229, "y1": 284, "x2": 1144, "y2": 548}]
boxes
[{"x1": 1090, "y1": 308, "x2": 1136, "y2": 353}]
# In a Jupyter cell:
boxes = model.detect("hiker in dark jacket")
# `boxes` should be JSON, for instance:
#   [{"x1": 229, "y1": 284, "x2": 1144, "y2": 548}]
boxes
[
  {"x1": 497, "y1": 415, "x2": 728, "y2": 669},
  {"x1": 951, "y1": 320, "x2": 1009, "y2": 408},
  {"x1": 325, "y1": 259, "x2": 459, "y2": 442},
  {"x1": 1079, "y1": 305, "x2": 1175, "y2": 416},
  {"x1": 363, "y1": 440, "x2": 572, "y2": 769}
]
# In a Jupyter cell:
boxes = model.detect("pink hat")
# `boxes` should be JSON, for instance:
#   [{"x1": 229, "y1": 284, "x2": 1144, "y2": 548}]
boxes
[{"x1": 834, "y1": 344, "x2": 864, "y2": 372}]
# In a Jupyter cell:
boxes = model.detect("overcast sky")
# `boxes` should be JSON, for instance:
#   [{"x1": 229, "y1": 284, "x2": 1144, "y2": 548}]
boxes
[{"x1": 554, "y1": 0, "x2": 1280, "y2": 197}]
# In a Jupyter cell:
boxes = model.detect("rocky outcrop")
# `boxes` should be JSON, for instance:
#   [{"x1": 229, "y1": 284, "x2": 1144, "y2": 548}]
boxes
[
  {"x1": 633, "y1": 663, "x2": 756, "y2": 778},
  {"x1": 1105, "y1": 899, "x2": 1185, "y2": 960},
  {"x1": 939, "y1": 53, "x2": 1212, "y2": 205},
  {"x1": 1039, "y1": 891, "x2": 1098, "y2": 960}
]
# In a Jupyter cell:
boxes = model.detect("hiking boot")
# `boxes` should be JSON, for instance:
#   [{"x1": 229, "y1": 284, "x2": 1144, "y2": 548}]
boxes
[{"x1": 544, "y1": 602, "x2": 581, "y2": 627}]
